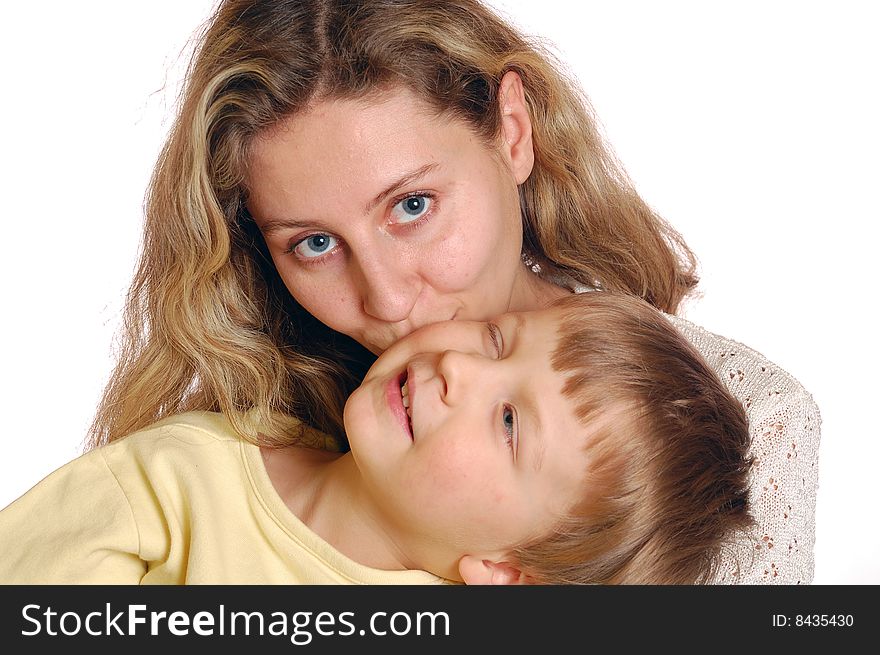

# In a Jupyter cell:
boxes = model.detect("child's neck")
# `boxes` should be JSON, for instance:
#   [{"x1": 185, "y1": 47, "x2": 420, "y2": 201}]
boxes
[{"x1": 259, "y1": 445, "x2": 420, "y2": 573}]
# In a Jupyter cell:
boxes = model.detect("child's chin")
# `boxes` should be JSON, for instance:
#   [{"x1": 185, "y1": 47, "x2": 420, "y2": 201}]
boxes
[{"x1": 341, "y1": 386, "x2": 367, "y2": 434}]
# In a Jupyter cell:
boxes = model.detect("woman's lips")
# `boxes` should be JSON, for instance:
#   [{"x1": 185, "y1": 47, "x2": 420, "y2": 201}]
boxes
[{"x1": 385, "y1": 370, "x2": 413, "y2": 440}]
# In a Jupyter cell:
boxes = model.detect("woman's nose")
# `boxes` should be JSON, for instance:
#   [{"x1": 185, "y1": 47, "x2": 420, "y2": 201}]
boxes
[{"x1": 354, "y1": 251, "x2": 421, "y2": 323}]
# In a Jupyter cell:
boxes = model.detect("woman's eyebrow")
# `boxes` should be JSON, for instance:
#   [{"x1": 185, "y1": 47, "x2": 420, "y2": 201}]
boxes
[
  {"x1": 258, "y1": 217, "x2": 313, "y2": 236},
  {"x1": 257, "y1": 162, "x2": 442, "y2": 235},
  {"x1": 364, "y1": 162, "x2": 440, "y2": 213}
]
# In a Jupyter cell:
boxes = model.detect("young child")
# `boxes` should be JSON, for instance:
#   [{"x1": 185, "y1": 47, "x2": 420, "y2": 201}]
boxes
[{"x1": 0, "y1": 293, "x2": 753, "y2": 584}]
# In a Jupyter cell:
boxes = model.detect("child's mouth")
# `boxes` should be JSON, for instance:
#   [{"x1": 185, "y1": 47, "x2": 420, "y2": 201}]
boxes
[
  {"x1": 401, "y1": 378, "x2": 412, "y2": 418},
  {"x1": 400, "y1": 371, "x2": 414, "y2": 438},
  {"x1": 387, "y1": 370, "x2": 414, "y2": 441}
]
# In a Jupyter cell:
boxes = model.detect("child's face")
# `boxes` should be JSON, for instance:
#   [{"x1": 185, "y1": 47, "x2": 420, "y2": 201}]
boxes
[{"x1": 344, "y1": 306, "x2": 588, "y2": 571}]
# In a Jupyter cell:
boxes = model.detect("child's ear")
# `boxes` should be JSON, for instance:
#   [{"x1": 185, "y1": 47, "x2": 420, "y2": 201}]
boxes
[{"x1": 458, "y1": 555, "x2": 528, "y2": 585}]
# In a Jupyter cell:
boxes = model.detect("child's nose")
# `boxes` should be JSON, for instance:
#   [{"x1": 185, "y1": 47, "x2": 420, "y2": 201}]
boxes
[{"x1": 437, "y1": 350, "x2": 490, "y2": 404}]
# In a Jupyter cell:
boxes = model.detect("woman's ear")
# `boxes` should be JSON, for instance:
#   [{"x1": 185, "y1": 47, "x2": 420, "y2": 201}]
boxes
[
  {"x1": 458, "y1": 555, "x2": 528, "y2": 585},
  {"x1": 497, "y1": 70, "x2": 535, "y2": 185}
]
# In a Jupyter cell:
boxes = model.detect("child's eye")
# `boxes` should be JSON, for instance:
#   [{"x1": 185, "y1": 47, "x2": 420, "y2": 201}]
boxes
[
  {"x1": 487, "y1": 322, "x2": 504, "y2": 358},
  {"x1": 502, "y1": 404, "x2": 517, "y2": 456},
  {"x1": 290, "y1": 233, "x2": 339, "y2": 259},
  {"x1": 390, "y1": 194, "x2": 433, "y2": 224}
]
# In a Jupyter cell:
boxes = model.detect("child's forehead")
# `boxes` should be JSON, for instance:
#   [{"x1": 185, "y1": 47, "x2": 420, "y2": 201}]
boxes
[{"x1": 498, "y1": 305, "x2": 567, "y2": 335}]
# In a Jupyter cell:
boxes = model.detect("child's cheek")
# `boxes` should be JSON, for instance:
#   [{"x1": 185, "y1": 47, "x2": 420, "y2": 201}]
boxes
[{"x1": 431, "y1": 443, "x2": 511, "y2": 516}]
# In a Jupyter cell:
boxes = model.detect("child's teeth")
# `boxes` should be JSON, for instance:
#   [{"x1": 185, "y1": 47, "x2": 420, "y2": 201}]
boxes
[{"x1": 401, "y1": 381, "x2": 409, "y2": 408}]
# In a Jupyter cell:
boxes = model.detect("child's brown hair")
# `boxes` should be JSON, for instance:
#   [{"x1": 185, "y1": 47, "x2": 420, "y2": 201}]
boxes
[{"x1": 514, "y1": 293, "x2": 753, "y2": 584}]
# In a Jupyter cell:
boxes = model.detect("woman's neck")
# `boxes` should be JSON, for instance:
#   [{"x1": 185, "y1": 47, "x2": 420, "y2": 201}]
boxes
[
  {"x1": 259, "y1": 445, "x2": 415, "y2": 572},
  {"x1": 508, "y1": 260, "x2": 572, "y2": 312}
]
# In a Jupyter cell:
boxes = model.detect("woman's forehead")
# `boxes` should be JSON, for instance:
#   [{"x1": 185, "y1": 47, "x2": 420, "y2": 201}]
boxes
[
  {"x1": 246, "y1": 93, "x2": 495, "y2": 211},
  {"x1": 257, "y1": 84, "x2": 445, "y2": 143}
]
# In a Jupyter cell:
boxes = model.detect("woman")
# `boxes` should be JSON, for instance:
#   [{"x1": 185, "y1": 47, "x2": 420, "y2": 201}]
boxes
[
  {"x1": 87, "y1": 0, "x2": 818, "y2": 584},
  {"x1": 90, "y1": 0, "x2": 695, "y2": 450}
]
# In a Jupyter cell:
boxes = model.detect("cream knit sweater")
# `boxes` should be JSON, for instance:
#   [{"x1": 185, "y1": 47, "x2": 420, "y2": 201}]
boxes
[
  {"x1": 542, "y1": 256, "x2": 822, "y2": 584},
  {"x1": 664, "y1": 313, "x2": 821, "y2": 584}
]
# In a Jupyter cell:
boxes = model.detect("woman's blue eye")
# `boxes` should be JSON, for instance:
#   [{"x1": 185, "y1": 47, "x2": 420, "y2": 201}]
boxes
[
  {"x1": 293, "y1": 234, "x2": 338, "y2": 259},
  {"x1": 391, "y1": 195, "x2": 432, "y2": 224}
]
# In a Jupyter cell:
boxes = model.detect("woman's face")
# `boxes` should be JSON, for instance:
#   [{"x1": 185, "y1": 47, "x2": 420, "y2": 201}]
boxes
[{"x1": 246, "y1": 83, "x2": 557, "y2": 354}]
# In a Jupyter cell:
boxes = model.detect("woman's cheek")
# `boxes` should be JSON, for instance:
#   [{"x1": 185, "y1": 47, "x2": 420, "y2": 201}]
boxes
[
  {"x1": 282, "y1": 268, "x2": 363, "y2": 335},
  {"x1": 424, "y1": 212, "x2": 502, "y2": 290}
]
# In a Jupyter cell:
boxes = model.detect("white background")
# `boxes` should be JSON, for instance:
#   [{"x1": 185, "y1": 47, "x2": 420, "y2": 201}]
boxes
[{"x1": 1, "y1": 1, "x2": 876, "y2": 583}]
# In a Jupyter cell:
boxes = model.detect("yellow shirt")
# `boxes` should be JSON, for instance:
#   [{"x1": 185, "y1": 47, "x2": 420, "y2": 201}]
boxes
[{"x1": 0, "y1": 412, "x2": 447, "y2": 585}]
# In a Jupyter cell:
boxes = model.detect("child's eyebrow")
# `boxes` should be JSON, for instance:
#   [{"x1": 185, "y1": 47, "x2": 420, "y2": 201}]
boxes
[
  {"x1": 508, "y1": 313, "x2": 546, "y2": 473},
  {"x1": 525, "y1": 404, "x2": 546, "y2": 473},
  {"x1": 529, "y1": 429, "x2": 545, "y2": 473}
]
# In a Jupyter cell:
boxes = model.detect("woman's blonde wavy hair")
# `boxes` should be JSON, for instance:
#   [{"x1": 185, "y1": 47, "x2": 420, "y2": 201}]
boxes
[{"x1": 88, "y1": 0, "x2": 698, "y2": 449}]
